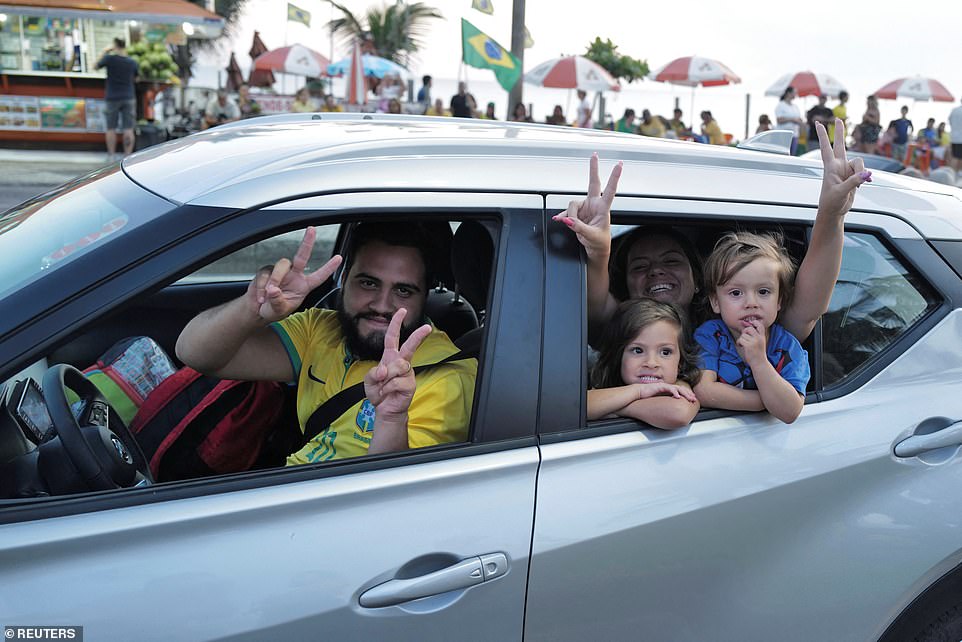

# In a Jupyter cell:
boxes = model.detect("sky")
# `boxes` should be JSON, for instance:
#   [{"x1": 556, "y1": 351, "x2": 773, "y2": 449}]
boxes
[{"x1": 195, "y1": 0, "x2": 962, "y2": 137}]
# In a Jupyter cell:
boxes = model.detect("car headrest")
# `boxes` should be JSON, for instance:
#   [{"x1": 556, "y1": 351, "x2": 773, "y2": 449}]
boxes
[
  {"x1": 452, "y1": 221, "x2": 494, "y2": 311},
  {"x1": 426, "y1": 287, "x2": 478, "y2": 341}
]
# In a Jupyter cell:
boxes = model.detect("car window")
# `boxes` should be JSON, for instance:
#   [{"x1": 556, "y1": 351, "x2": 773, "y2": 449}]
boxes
[
  {"x1": 584, "y1": 221, "x2": 942, "y2": 427},
  {"x1": 0, "y1": 169, "x2": 172, "y2": 301},
  {"x1": 180, "y1": 226, "x2": 340, "y2": 284},
  {"x1": 2, "y1": 215, "x2": 499, "y2": 501},
  {"x1": 821, "y1": 232, "x2": 940, "y2": 386}
]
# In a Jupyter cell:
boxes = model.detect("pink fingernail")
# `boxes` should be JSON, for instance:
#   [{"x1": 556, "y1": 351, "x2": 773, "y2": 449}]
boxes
[
  {"x1": 859, "y1": 170, "x2": 872, "y2": 180},
  {"x1": 562, "y1": 218, "x2": 574, "y2": 228}
]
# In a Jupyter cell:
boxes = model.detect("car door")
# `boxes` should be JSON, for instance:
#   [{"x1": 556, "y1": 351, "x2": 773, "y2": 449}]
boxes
[
  {"x1": 0, "y1": 191, "x2": 545, "y2": 641},
  {"x1": 527, "y1": 195, "x2": 962, "y2": 641}
]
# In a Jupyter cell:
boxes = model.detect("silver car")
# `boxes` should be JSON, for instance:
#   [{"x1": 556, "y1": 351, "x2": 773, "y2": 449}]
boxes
[{"x1": 1, "y1": 114, "x2": 961, "y2": 641}]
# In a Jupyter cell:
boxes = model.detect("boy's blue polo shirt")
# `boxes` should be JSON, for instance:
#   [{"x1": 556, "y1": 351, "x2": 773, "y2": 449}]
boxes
[{"x1": 694, "y1": 319, "x2": 810, "y2": 394}]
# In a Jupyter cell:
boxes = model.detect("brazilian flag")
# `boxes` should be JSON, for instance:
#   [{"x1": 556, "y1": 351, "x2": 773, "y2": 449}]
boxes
[
  {"x1": 287, "y1": 3, "x2": 311, "y2": 27},
  {"x1": 461, "y1": 19, "x2": 521, "y2": 91}
]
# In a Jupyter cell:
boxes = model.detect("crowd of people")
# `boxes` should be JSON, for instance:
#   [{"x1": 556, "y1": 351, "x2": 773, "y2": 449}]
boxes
[
  {"x1": 755, "y1": 87, "x2": 962, "y2": 173},
  {"x1": 193, "y1": 76, "x2": 962, "y2": 179}
]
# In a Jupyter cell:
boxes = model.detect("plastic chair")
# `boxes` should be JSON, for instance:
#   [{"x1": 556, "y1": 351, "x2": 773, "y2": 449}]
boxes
[{"x1": 904, "y1": 143, "x2": 932, "y2": 174}]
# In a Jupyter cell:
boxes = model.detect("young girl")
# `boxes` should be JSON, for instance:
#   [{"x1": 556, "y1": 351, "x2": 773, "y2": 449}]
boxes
[{"x1": 588, "y1": 299, "x2": 700, "y2": 429}]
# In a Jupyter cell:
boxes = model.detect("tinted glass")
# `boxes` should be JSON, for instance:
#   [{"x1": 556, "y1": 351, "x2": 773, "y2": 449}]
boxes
[
  {"x1": 821, "y1": 232, "x2": 940, "y2": 386},
  {"x1": 0, "y1": 168, "x2": 172, "y2": 301},
  {"x1": 181, "y1": 227, "x2": 339, "y2": 283}
]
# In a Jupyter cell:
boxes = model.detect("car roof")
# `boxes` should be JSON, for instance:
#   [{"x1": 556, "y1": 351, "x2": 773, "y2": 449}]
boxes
[{"x1": 123, "y1": 114, "x2": 962, "y2": 238}]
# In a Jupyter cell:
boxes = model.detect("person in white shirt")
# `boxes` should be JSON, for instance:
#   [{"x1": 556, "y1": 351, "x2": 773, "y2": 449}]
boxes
[
  {"x1": 203, "y1": 89, "x2": 241, "y2": 129},
  {"x1": 576, "y1": 89, "x2": 593, "y2": 129},
  {"x1": 948, "y1": 98, "x2": 962, "y2": 172},
  {"x1": 774, "y1": 86, "x2": 804, "y2": 155}
]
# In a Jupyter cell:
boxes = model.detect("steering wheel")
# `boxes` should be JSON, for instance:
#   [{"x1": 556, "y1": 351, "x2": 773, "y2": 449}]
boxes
[{"x1": 42, "y1": 364, "x2": 154, "y2": 491}]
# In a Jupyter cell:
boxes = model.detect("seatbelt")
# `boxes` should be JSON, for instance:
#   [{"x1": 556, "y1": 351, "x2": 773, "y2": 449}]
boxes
[{"x1": 300, "y1": 348, "x2": 475, "y2": 448}]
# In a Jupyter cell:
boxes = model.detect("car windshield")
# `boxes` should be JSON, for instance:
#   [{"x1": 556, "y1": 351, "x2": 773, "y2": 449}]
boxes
[{"x1": 0, "y1": 168, "x2": 173, "y2": 301}]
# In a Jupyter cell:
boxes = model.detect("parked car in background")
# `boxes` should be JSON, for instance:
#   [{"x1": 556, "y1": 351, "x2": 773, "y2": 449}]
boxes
[
  {"x1": 1, "y1": 115, "x2": 962, "y2": 641},
  {"x1": 801, "y1": 147, "x2": 907, "y2": 173}
]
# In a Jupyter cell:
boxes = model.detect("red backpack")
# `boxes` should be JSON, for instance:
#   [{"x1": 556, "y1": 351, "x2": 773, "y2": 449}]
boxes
[{"x1": 130, "y1": 368, "x2": 288, "y2": 481}]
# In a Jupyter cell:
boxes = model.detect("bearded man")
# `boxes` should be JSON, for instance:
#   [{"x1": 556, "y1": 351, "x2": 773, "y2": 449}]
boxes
[{"x1": 176, "y1": 222, "x2": 476, "y2": 463}]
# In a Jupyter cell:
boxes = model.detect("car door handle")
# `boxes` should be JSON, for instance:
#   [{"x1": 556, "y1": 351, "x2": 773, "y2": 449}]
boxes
[
  {"x1": 894, "y1": 421, "x2": 962, "y2": 458},
  {"x1": 359, "y1": 553, "x2": 508, "y2": 608}
]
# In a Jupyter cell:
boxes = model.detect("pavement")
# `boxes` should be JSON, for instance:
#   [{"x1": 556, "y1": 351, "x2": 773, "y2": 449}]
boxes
[
  {"x1": 0, "y1": 149, "x2": 112, "y2": 186},
  {"x1": 0, "y1": 148, "x2": 113, "y2": 211}
]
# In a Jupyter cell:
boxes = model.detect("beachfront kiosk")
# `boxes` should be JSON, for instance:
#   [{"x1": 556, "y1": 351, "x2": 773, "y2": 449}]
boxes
[{"x1": 0, "y1": 0, "x2": 223, "y2": 144}]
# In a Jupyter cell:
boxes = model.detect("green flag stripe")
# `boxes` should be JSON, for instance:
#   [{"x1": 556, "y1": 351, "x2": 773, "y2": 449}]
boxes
[{"x1": 460, "y1": 19, "x2": 521, "y2": 91}]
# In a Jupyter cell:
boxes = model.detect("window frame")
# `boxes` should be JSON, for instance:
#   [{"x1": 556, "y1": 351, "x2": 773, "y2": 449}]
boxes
[
  {"x1": 0, "y1": 192, "x2": 546, "y2": 523},
  {"x1": 539, "y1": 194, "x2": 959, "y2": 441}
]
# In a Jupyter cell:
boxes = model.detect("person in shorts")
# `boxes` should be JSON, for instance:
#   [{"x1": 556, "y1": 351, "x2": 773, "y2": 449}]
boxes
[
  {"x1": 96, "y1": 38, "x2": 138, "y2": 160},
  {"x1": 948, "y1": 98, "x2": 962, "y2": 172}
]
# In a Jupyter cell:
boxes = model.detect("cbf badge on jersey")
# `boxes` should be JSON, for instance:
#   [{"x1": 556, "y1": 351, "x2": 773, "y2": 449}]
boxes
[{"x1": 356, "y1": 399, "x2": 376, "y2": 433}]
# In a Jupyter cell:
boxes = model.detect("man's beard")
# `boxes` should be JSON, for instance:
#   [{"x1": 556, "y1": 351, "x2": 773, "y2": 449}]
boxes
[{"x1": 336, "y1": 295, "x2": 426, "y2": 361}]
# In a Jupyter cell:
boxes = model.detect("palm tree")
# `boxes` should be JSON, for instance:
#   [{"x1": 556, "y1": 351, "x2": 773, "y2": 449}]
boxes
[{"x1": 326, "y1": 0, "x2": 443, "y2": 67}]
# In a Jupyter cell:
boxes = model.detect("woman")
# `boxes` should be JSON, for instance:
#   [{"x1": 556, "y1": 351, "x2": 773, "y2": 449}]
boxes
[
  {"x1": 483, "y1": 102, "x2": 497, "y2": 120},
  {"x1": 774, "y1": 86, "x2": 804, "y2": 155},
  {"x1": 700, "y1": 111, "x2": 725, "y2": 145},
  {"x1": 426, "y1": 98, "x2": 449, "y2": 117},
  {"x1": 553, "y1": 119, "x2": 871, "y2": 345},
  {"x1": 510, "y1": 102, "x2": 533, "y2": 123},
  {"x1": 546, "y1": 105, "x2": 567, "y2": 126},
  {"x1": 291, "y1": 87, "x2": 315, "y2": 113},
  {"x1": 377, "y1": 73, "x2": 404, "y2": 112},
  {"x1": 855, "y1": 95, "x2": 882, "y2": 155},
  {"x1": 387, "y1": 98, "x2": 402, "y2": 114}
]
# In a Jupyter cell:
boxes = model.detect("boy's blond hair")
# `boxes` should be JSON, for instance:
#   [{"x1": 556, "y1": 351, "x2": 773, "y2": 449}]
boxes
[{"x1": 703, "y1": 231, "x2": 797, "y2": 308}]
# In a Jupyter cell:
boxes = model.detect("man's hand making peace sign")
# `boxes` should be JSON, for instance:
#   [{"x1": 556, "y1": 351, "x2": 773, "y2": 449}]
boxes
[
  {"x1": 248, "y1": 226, "x2": 343, "y2": 322},
  {"x1": 365, "y1": 308, "x2": 433, "y2": 453}
]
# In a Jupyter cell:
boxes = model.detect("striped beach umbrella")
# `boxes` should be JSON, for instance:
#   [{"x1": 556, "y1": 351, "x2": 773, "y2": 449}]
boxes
[
  {"x1": 648, "y1": 55, "x2": 741, "y2": 87},
  {"x1": 344, "y1": 41, "x2": 366, "y2": 106},
  {"x1": 765, "y1": 71, "x2": 846, "y2": 98},
  {"x1": 524, "y1": 55, "x2": 620, "y2": 92},
  {"x1": 253, "y1": 44, "x2": 330, "y2": 77},
  {"x1": 873, "y1": 76, "x2": 954, "y2": 102}
]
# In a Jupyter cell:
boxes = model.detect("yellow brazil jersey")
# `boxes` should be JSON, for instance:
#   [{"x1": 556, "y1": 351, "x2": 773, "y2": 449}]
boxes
[
  {"x1": 271, "y1": 308, "x2": 476, "y2": 464},
  {"x1": 829, "y1": 104, "x2": 847, "y2": 143},
  {"x1": 703, "y1": 120, "x2": 724, "y2": 145}
]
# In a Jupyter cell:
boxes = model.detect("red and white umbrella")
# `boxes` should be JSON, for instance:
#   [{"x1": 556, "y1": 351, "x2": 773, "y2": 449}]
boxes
[
  {"x1": 344, "y1": 41, "x2": 366, "y2": 105},
  {"x1": 765, "y1": 71, "x2": 846, "y2": 98},
  {"x1": 647, "y1": 55, "x2": 741, "y2": 87},
  {"x1": 253, "y1": 43, "x2": 330, "y2": 77},
  {"x1": 524, "y1": 55, "x2": 620, "y2": 92},
  {"x1": 873, "y1": 76, "x2": 955, "y2": 102}
]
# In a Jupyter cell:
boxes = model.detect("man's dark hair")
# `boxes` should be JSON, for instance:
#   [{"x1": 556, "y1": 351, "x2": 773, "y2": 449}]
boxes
[
  {"x1": 839, "y1": 90, "x2": 849, "y2": 101},
  {"x1": 113, "y1": 38, "x2": 126, "y2": 49},
  {"x1": 343, "y1": 221, "x2": 448, "y2": 291},
  {"x1": 423, "y1": 75, "x2": 432, "y2": 84}
]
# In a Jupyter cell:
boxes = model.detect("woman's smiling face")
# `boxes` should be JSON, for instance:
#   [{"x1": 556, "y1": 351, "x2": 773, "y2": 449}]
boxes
[{"x1": 625, "y1": 234, "x2": 697, "y2": 311}]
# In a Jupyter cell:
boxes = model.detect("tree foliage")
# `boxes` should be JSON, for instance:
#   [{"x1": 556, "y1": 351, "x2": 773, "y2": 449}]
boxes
[
  {"x1": 326, "y1": 0, "x2": 443, "y2": 66},
  {"x1": 584, "y1": 38, "x2": 649, "y2": 84},
  {"x1": 188, "y1": 0, "x2": 251, "y2": 47}
]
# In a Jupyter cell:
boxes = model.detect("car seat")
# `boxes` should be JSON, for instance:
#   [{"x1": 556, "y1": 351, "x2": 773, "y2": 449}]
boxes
[{"x1": 449, "y1": 221, "x2": 495, "y2": 352}]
